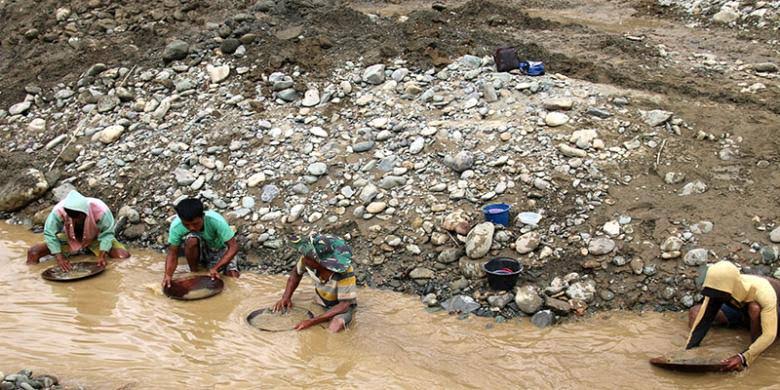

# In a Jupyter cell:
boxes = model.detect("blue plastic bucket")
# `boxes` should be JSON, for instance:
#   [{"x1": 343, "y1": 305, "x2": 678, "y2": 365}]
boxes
[{"x1": 482, "y1": 203, "x2": 511, "y2": 227}]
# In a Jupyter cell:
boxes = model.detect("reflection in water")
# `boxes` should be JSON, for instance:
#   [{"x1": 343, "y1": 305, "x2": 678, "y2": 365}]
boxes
[
  {"x1": 0, "y1": 222, "x2": 778, "y2": 389},
  {"x1": 48, "y1": 261, "x2": 119, "y2": 329}
]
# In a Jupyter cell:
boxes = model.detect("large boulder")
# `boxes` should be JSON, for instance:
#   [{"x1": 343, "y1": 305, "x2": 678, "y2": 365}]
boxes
[
  {"x1": 565, "y1": 280, "x2": 596, "y2": 302},
  {"x1": 441, "y1": 209, "x2": 471, "y2": 235},
  {"x1": 458, "y1": 258, "x2": 486, "y2": 279},
  {"x1": 515, "y1": 232, "x2": 541, "y2": 254},
  {"x1": 514, "y1": 285, "x2": 543, "y2": 314},
  {"x1": 443, "y1": 151, "x2": 474, "y2": 173},
  {"x1": 531, "y1": 310, "x2": 555, "y2": 328},
  {"x1": 684, "y1": 248, "x2": 709, "y2": 266},
  {"x1": 0, "y1": 168, "x2": 49, "y2": 212},
  {"x1": 770, "y1": 227, "x2": 780, "y2": 243},
  {"x1": 362, "y1": 64, "x2": 386, "y2": 85},
  {"x1": 465, "y1": 222, "x2": 494, "y2": 259}
]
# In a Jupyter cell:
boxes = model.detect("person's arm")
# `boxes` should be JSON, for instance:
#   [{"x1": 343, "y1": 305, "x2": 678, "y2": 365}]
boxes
[
  {"x1": 95, "y1": 210, "x2": 117, "y2": 266},
  {"x1": 43, "y1": 211, "x2": 70, "y2": 271},
  {"x1": 740, "y1": 295, "x2": 778, "y2": 366},
  {"x1": 273, "y1": 267, "x2": 303, "y2": 312},
  {"x1": 163, "y1": 220, "x2": 185, "y2": 288},
  {"x1": 686, "y1": 297, "x2": 723, "y2": 349},
  {"x1": 295, "y1": 269, "x2": 357, "y2": 330},
  {"x1": 294, "y1": 301, "x2": 351, "y2": 330},
  {"x1": 162, "y1": 245, "x2": 179, "y2": 288},
  {"x1": 208, "y1": 237, "x2": 238, "y2": 279}
]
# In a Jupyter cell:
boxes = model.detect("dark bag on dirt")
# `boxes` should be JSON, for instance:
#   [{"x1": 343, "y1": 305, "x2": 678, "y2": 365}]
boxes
[{"x1": 493, "y1": 47, "x2": 519, "y2": 72}]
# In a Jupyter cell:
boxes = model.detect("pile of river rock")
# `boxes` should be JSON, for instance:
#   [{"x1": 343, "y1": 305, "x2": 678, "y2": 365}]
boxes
[
  {"x1": 3, "y1": 12, "x2": 780, "y2": 326},
  {"x1": 657, "y1": 0, "x2": 780, "y2": 28},
  {"x1": 1, "y1": 370, "x2": 61, "y2": 390}
]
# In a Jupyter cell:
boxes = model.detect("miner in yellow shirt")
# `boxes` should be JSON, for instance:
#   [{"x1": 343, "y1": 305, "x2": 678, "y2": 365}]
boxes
[{"x1": 687, "y1": 261, "x2": 780, "y2": 370}]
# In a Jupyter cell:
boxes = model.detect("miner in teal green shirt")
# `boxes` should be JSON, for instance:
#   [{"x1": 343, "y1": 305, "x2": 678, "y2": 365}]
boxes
[
  {"x1": 162, "y1": 198, "x2": 240, "y2": 288},
  {"x1": 27, "y1": 190, "x2": 130, "y2": 271}
]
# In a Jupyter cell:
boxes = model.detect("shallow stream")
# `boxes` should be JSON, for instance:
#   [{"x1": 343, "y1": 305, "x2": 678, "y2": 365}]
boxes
[{"x1": 1, "y1": 223, "x2": 777, "y2": 389}]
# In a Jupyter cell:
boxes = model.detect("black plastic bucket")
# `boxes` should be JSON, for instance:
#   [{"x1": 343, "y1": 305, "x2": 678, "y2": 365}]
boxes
[{"x1": 482, "y1": 257, "x2": 523, "y2": 291}]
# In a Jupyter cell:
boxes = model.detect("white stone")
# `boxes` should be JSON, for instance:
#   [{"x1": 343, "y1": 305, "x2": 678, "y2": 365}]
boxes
[
  {"x1": 661, "y1": 236, "x2": 684, "y2": 252},
  {"x1": 771, "y1": 227, "x2": 780, "y2": 243},
  {"x1": 28, "y1": 118, "x2": 46, "y2": 132},
  {"x1": 309, "y1": 127, "x2": 328, "y2": 138},
  {"x1": 713, "y1": 8, "x2": 739, "y2": 24},
  {"x1": 515, "y1": 232, "x2": 541, "y2": 254},
  {"x1": 247, "y1": 172, "x2": 266, "y2": 187},
  {"x1": 366, "y1": 201, "x2": 387, "y2": 214},
  {"x1": 206, "y1": 64, "x2": 230, "y2": 83},
  {"x1": 56, "y1": 7, "x2": 71, "y2": 21},
  {"x1": 570, "y1": 129, "x2": 598, "y2": 148},
  {"x1": 261, "y1": 211, "x2": 282, "y2": 222},
  {"x1": 308, "y1": 212, "x2": 323, "y2": 223},
  {"x1": 409, "y1": 137, "x2": 425, "y2": 154},
  {"x1": 190, "y1": 176, "x2": 205, "y2": 190},
  {"x1": 679, "y1": 180, "x2": 708, "y2": 196},
  {"x1": 603, "y1": 220, "x2": 621, "y2": 237},
  {"x1": 307, "y1": 162, "x2": 327, "y2": 176},
  {"x1": 288, "y1": 204, "x2": 305, "y2": 222},
  {"x1": 302, "y1": 88, "x2": 320, "y2": 107},
  {"x1": 92, "y1": 125, "x2": 125, "y2": 144},
  {"x1": 558, "y1": 144, "x2": 587, "y2": 158},
  {"x1": 545, "y1": 112, "x2": 569, "y2": 127},
  {"x1": 588, "y1": 237, "x2": 615, "y2": 255},
  {"x1": 9, "y1": 101, "x2": 31, "y2": 115},
  {"x1": 368, "y1": 117, "x2": 389, "y2": 129},
  {"x1": 340, "y1": 81, "x2": 352, "y2": 95},
  {"x1": 152, "y1": 96, "x2": 173, "y2": 120},
  {"x1": 45, "y1": 134, "x2": 67, "y2": 150}
]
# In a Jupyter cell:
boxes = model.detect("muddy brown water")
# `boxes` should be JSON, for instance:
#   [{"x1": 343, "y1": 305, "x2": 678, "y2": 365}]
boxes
[{"x1": 1, "y1": 222, "x2": 778, "y2": 389}]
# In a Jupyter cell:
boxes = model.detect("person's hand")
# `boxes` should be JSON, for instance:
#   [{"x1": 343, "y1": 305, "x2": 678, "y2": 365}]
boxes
[
  {"x1": 721, "y1": 354, "x2": 745, "y2": 372},
  {"x1": 208, "y1": 267, "x2": 221, "y2": 280},
  {"x1": 96, "y1": 253, "x2": 107, "y2": 268},
  {"x1": 273, "y1": 297, "x2": 293, "y2": 312},
  {"x1": 294, "y1": 319, "x2": 314, "y2": 331},
  {"x1": 162, "y1": 274, "x2": 173, "y2": 289},
  {"x1": 56, "y1": 255, "x2": 72, "y2": 272}
]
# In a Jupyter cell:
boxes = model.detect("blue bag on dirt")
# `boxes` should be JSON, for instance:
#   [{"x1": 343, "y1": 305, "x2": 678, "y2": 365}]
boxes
[{"x1": 519, "y1": 61, "x2": 545, "y2": 76}]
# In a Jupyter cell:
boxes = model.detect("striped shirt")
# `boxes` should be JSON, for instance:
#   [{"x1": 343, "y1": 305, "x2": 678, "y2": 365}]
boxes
[{"x1": 295, "y1": 257, "x2": 357, "y2": 307}]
